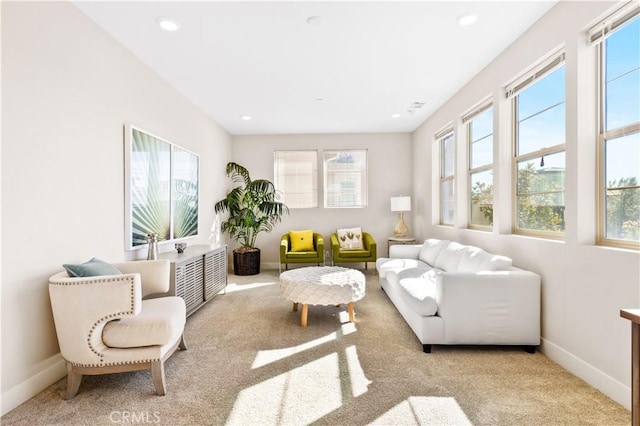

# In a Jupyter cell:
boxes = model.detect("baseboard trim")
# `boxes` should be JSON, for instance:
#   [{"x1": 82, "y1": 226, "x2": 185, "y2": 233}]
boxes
[
  {"x1": 1, "y1": 353, "x2": 66, "y2": 416},
  {"x1": 541, "y1": 338, "x2": 630, "y2": 410}
]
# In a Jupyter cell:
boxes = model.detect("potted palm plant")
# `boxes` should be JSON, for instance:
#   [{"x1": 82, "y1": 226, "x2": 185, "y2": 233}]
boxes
[{"x1": 214, "y1": 162, "x2": 289, "y2": 275}]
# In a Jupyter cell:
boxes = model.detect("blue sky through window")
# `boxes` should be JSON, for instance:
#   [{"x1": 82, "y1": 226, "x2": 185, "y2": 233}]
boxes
[
  {"x1": 605, "y1": 16, "x2": 639, "y2": 131},
  {"x1": 470, "y1": 108, "x2": 493, "y2": 169},
  {"x1": 605, "y1": 15, "x2": 639, "y2": 184},
  {"x1": 517, "y1": 66, "x2": 565, "y2": 157}
]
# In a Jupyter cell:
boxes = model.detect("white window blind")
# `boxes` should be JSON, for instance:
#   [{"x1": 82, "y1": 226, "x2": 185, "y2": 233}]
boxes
[
  {"x1": 274, "y1": 150, "x2": 318, "y2": 208},
  {"x1": 589, "y1": 1, "x2": 640, "y2": 45},
  {"x1": 323, "y1": 150, "x2": 368, "y2": 208},
  {"x1": 505, "y1": 51, "x2": 565, "y2": 99},
  {"x1": 462, "y1": 101, "x2": 492, "y2": 124}
]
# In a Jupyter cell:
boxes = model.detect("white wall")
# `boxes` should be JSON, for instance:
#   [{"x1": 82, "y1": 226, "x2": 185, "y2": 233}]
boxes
[
  {"x1": 412, "y1": 0, "x2": 639, "y2": 409},
  {"x1": 231, "y1": 133, "x2": 413, "y2": 266},
  {"x1": 1, "y1": 1, "x2": 232, "y2": 414}
]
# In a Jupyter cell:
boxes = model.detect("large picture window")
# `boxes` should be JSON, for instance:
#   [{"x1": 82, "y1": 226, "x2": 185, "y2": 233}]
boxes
[
  {"x1": 465, "y1": 104, "x2": 494, "y2": 228},
  {"x1": 274, "y1": 150, "x2": 318, "y2": 209},
  {"x1": 591, "y1": 6, "x2": 640, "y2": 248},
  {"x1": 507, "y1": 52, "x2": 566, "y2": 237},
  {"x1": 323, "y1": 150, "x2": 368, "y2": 208},
  {"x1": 438, "y1": 129, "x2": 455, "y2": 225}
]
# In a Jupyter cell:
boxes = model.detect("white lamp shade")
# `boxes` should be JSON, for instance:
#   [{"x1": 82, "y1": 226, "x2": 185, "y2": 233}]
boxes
[{"x1": 390, "y1": 196, "x2": 411, "y2": 212}]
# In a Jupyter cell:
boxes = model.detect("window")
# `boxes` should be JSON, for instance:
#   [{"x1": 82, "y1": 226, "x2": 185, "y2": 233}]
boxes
[
  {"x1": 465, "y1": 104, "x2": 494, "y2": 228},
  {"x1": 274, "y1": 150, "x2": 318, "y2": 208},
  {"x1": 507, "y1": 52, "x2": 566, "y2": 236},
  {"x1": 438, "y1": 129, "x2": 455, "y2": 225},
  {"x1": 323, "y1": 150, "x2": 367, "y2": 208},
  {"x1": 592, "y1": 6, "x2": 640, "y2": 248}
]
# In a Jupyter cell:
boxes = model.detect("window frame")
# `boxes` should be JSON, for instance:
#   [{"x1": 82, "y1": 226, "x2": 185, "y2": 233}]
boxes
[
  {"x1": 437, "y1": 128, "x2": 455, "y2": 226},
  {"x1": 273, "y1": 150, "x2": 318, "y2": 209},
  {"x1": 594, "y1": 5, "x2": 640, "y2": 249},
  {"x1": 508, "y1": 51, "x2": 567, "y2": 239},
  {"x1": 465, "y1": 102, "x2": 494, "y2": 230}
]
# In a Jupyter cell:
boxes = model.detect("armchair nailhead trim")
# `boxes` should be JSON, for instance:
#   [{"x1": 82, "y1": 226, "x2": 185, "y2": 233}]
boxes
[
  {"x1": 51, "y1": 275, "x2": 137, "y2": 365},
  {"x1": 72, "y1": 357, "x2": 161, "y2": 368}
]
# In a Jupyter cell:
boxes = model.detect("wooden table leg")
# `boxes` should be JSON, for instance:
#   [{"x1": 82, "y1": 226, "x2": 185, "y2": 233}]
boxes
[
  {"x1": 293, "y1": 302, "x2": 298, "y2": 312},
  {"x1": 348, "y1": 302, "x2": 355, "y2": 323},
  {"x1": 621, "y1": 309, "x2": 640, "y2": 426},
  {"x1": 632, "y1": 322, "x2": 639, "y2": 426},
  {"x1": 300, "y1": 304, "x2": 308, "y2": 327}
]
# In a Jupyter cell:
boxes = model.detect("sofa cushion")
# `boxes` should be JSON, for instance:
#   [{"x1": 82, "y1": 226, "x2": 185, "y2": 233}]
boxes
[
  {"x1": 336, "y1": 227, "x2": 363, "y2": 250},
  {"x1": 418, "y1": 239, "x2": 450, "y2": 266},
  {"x1": 434, "y1": 242, "x2": 467, "y2": 271},
  {"x1": 102, "y1": 297, "x2": 186, "y2": 348},
  {"x1": 458, "y1": 247, "x2": 513, "y2": 272},
  {"x1": 376, "y1": 258, "x2": 430, "y2": 279},
  {"x1": 396, "y1": 268, "x2": 439, "y2": 316},
  {"x1": 396, "y1": 266, "x2": 439, "y2": 282}
]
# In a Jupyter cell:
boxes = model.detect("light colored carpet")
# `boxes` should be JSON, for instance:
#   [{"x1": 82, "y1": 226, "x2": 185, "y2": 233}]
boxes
[{"x1": 2, "y1": 269, "x2": 630, "y2": 425}]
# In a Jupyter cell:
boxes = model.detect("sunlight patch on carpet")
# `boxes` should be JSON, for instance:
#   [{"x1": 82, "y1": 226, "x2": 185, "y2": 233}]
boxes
[
  {"x1": 227, "y1": 353, "x2": 342, "y2": 426},
  {"x1": 252, "y1": 322, "x2": 357, "y2": 369},
  {"x1": 225, "y1": 281, "x2": 277, "y2": 293},
  {"x1": 345, "y1": 345, "x2": 371, "y2": 397},
  {"x1": 369, "y1": 396, "x2": 472, "y2": 425},
  {"x1": 252, "y1": 332, "x2": 338, "y2": 369}
]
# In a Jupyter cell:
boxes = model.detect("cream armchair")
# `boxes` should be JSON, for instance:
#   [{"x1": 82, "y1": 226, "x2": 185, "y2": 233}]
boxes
[{"x1": 48, "y1": 260, "x2": 187, "y2": 399}]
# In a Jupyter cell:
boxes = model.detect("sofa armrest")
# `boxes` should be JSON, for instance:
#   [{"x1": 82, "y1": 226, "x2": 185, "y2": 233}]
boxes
[
  {"x1": 314, "y1": 233, "x2": 324, "y2": 254},
  {"x1": 435, "y1": 270, "x2": 541, "y2": 344},
  {"x1": 330, "y1": 233, "x2": 340, "y2": 251},
  {"x1": 281, "y1": 234, "x2": 291, "y2": 257},
  {"x1": 362, "y1": 232, "x2": 377, "y2": 257},
  {"x1": 389, "y1": 244, "x2": 422, "y2": 259}
]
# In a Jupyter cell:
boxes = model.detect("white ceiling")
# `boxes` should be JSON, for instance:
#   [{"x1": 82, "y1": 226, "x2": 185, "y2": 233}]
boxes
[{"x1": 73, "y1": 1, "x2": 557, "y2": 135}]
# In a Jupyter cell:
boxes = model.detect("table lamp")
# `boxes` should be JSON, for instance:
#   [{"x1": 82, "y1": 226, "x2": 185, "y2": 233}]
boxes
[{"x1": 390, "y1": 196, "x2": 411, "y2": 237}]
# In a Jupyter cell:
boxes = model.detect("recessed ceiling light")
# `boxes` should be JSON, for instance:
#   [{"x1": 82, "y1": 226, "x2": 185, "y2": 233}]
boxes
[
  {"x1": 307, "y1": 16, "x2": 324, "y2": 26},
  {"x1": 157, "y1": 18, "x2": 181, "y2": 32},
  {"x1": 458, "y1": 13, "x2": 477, "y2": 26},
  {"x1": 240, "y1": 115, "x2": 252, "y2": 121},
  {"x1": 391, "y1": 113, "x2": 401, "y2": 118},
  {"x1": 315, "y1": 98, "x2": 324, "y2": 102}
]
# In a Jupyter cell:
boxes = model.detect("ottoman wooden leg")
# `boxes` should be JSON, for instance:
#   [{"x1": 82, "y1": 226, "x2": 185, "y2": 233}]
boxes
[
  {"x1": 293, "y1": 302, "x2": 298, "y2": 311},
  {"x1": 348, "y1": 302, "x2": 355, "y2": 322},
  {"x1": 301, "y1": 304, "x2": 309, "y2": 327}
]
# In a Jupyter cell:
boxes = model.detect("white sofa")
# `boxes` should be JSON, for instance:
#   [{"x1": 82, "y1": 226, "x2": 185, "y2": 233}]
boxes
[{"x1": 376, "y1": 239, "x2": 541, "y2": 353}]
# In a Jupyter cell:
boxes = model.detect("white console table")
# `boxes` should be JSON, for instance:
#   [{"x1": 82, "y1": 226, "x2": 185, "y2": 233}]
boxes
[{"x1": 159, "y1": 245, "x2": 227, "y2": 317}]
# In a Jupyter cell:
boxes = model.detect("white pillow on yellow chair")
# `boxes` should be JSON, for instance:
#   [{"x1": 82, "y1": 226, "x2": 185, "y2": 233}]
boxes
[{"x1": 336, "y1": 227, "x2": 364, "y2": 250}]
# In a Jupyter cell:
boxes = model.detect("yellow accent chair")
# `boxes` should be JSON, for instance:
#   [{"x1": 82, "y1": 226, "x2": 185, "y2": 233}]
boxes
[
  {"x1": 280, "y1": 231, "x2": 325, "y2": 273},
  {"x1": 331, "y1": 229, "x2": 377, "y2": 270}
]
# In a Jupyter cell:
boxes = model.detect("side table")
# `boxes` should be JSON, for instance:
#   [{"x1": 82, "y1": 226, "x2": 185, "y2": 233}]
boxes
[
  {"x1": 621, "y1": 309, "x2": 640, "y2": 426},
  {"x1": 387, "y1": 237, "x2": 417, "y2": 253}
]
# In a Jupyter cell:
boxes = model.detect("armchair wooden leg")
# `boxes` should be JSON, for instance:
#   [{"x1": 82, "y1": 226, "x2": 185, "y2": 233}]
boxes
[
  {"x1": 151, "y1": 360, "x2": 166, "y2": 396},
  {"x1": 179, "y1": 334, "x2": 188, "y2": 350},
  {"x1": 65, "y1": 362, "x2": 82, "y2": 400}
]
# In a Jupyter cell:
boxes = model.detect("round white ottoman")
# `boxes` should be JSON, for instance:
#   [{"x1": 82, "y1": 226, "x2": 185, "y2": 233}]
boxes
[{"x1": 279, "y1": 266, "x2": 366, "y2": 327}]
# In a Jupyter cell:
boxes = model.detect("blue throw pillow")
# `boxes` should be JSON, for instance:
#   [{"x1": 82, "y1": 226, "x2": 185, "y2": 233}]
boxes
[{"x1": 63, "y1": 258, "x2": 122, "y2": 277}]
